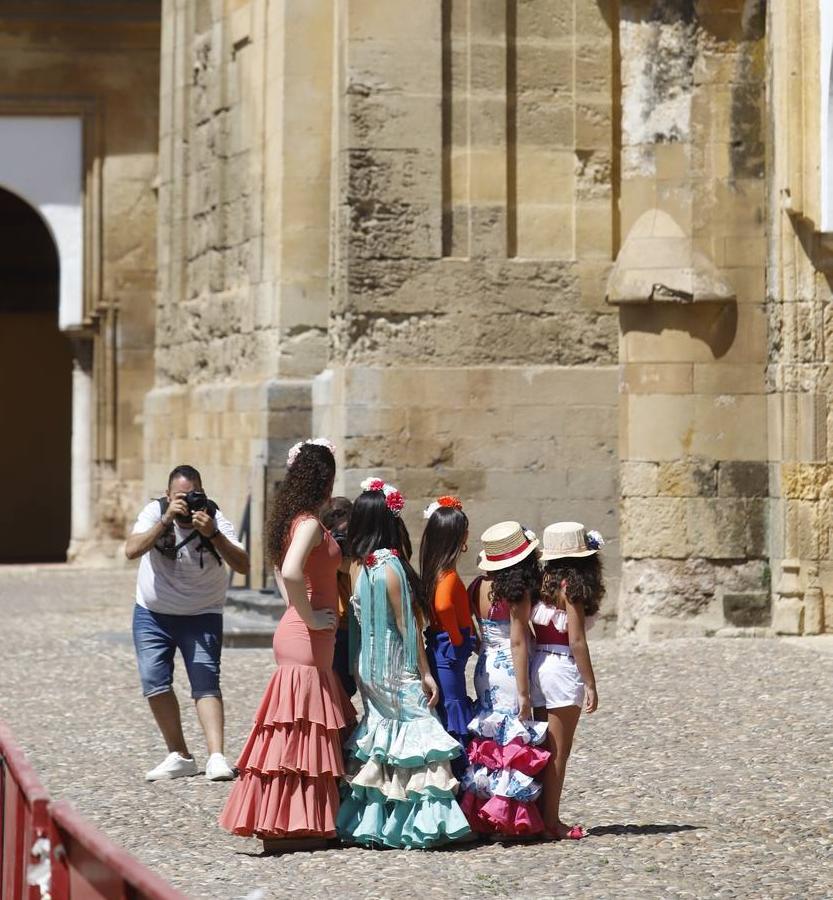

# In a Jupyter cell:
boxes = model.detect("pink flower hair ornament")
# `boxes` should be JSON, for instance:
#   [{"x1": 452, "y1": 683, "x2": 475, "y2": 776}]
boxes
[
  {"x1": 286, "y1": 438, "x2": 336, "y2": 469},
  {"x1": 360, "y1": 476, "x2": 406, "y2": 517}
]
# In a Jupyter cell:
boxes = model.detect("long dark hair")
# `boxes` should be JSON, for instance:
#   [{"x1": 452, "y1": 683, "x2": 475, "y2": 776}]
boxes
[
  {"x1": 267, "y1": 443, "x2": 336, "y2": 566},
  {"x1": 541, "y1": 555, "x2": 605, "y2": 617},
  {"x1": 348, "y1": 490, "x2": 426, "y2": 618},
  {"x1": 489, "y1": 553, "x2": 541, "y2": 605},
  {"x1": 419, "y1": 506, "x2": 468, "y2": 611}
]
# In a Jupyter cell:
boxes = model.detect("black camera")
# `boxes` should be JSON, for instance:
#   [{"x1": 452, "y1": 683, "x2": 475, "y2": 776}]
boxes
[
  {"x1": 175, "y1": 490, "x2": 217, "y2": 525},
  {"x1": 185, "y1": 490, "x2": 211, "y2": 514}
]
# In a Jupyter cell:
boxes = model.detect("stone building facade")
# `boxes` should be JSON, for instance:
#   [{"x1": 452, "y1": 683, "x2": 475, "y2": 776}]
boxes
[
  {"x1": 3, "y1": 0, "x2": 833, "y2": 636},
  {"x1": 0, "y1": 2, "x2": 160, "y2": 561}
]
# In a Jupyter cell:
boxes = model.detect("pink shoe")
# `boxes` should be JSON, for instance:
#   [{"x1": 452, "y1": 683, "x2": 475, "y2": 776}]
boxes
[{"x1": 544, "y1": 824, "x2": 588, "y2": 841}]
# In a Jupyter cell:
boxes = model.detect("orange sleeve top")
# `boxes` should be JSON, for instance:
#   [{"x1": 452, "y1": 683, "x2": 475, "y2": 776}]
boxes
[{"x1": 431, "y1": 571, "x2": 474, "y2": 646}]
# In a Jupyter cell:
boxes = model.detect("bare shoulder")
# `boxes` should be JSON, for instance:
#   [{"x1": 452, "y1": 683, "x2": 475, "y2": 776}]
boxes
[
  {"x1": 292, "y1": 515, "x2": 324, "y2": 543},
  {"x1": 385, "y1": 561, "x2": 402, "y2": 593}
]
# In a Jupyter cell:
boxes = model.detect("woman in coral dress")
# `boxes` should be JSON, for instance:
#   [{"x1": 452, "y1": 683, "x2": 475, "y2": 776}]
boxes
[
  {"x1": 460, "y1": 521, "x2": 550, "y2": 838},
  {"x1": 219, "y1": 439, "x2": 355, "y2": 850},
  {"x1": 336, "y1": 479, "x2": 471, "y2": 848}
]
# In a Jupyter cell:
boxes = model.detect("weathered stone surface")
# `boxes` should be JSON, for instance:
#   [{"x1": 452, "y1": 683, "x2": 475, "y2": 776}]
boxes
[
  {"x1": 723, "y1": 592, "x2": 771, "y2": 628},
  {"x1": 803, "y1": 587, "x2": 824, "y2": 635},
  {"x1": 772, "y1": 597, "x2": 804, "y2": 635},
  {"x1": 621, "y1": 498, "x2": 687, "y2": 558},
  {"x1": 634, "y1": 615, "x2": 709, "y2": 640},
  {"x1": 315, "y1": 365, "x2": 620, "y2": 589},
  {"x1": 658, "y1": 458, "x2": 717, "y2": 497},
  {"x1": 618, "y1": 556, "x2": 769, "y2": 634},
  {"x1": 618, "y1": 557, "x2": 716, "y2": 631},
  {"x1": 13, "y1": 0, "x2": 829, "y2": 645},
  {"x1": 718, "y1": 461, "x2": 769, "y2": 497},
  {"x1": 621, "y1": 461, "x2": 659, "y2": 498}
]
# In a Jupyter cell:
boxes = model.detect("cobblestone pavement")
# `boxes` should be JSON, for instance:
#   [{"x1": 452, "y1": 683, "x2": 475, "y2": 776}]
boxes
[{"x1": 1, "y1": 566, "x2": 832, "y2": 899}]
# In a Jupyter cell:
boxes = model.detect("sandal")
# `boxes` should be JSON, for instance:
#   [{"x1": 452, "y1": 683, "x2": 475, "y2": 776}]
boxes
[{"x1": 543, "y1": 824, "x2": 588, "y2": 841}]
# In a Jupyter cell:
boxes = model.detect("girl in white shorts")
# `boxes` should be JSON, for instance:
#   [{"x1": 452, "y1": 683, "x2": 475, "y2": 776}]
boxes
[{"x1": 530, "y1": 521, "x2": 604, "y2": 841}]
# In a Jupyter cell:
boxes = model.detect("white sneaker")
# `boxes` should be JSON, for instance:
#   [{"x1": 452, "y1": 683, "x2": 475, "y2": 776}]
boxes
[
  {"x1": 145, "y1": 752, "x2": 198, "y2": 782},
  {"x1": 205, "y1": 753, "x2": 235, "y2": 782}
]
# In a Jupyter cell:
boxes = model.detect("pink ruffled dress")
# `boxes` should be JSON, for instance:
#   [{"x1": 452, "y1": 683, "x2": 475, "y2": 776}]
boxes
[
  {"x1": 219, "y1": 515, "x2": 356, "y2": 840},
  {"x1": 459, "y1": 578, "x2": 550, "y2": 835}
]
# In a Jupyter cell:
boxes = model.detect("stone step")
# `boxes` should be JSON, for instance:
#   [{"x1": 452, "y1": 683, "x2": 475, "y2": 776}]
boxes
[
  {"x1": 222, "y1": 608, "x2": 282, "y2": 649},
  {"x1": 225, "y1": 587, "x2": 285, "y2": 620}
]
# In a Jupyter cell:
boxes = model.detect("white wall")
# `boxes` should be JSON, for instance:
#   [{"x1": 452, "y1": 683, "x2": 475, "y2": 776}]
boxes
[{"x1": 0, "y1": 116, "x2": 83, "y2": 329}]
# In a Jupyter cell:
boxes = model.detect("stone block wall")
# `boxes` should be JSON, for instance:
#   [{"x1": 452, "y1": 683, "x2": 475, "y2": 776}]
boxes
[
  {"x1": 144, "y1": 378, "x2": 312, "y2": 586},
  {"x1": 614, "y1": 0, "x2": 769, "y2": 633},
  {"x1": 137, "y1": 0, "x2": 833, "y2": 641},
  {"x1": 148, "y1": 0, "x2": 339, "y2": 577},
  {"x1": 325, "y1": 0, "x2": 622, "y2": 623},
  {"x1": 315, "y1": 365, "x2": 620, "y2": 631}
]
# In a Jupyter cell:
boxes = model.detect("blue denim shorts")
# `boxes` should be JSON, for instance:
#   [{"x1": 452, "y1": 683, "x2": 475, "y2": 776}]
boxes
[{"x1": 132, "y1": 604, "x2": 223, "y2": 699}]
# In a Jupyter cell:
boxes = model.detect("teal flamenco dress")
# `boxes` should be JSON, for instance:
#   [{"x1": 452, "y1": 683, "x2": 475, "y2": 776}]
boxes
[{"x1": 336, "y1": 549, "x2": 471, "y2": 848}]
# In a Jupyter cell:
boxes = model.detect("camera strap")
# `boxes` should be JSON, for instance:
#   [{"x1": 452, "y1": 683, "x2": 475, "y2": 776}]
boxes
[
  {"x1": 153, "y1": 497, "x2": 222, "y2": 568},
  {"x1": 171, "y1": 529, "x2": 223, "y2": 568}
]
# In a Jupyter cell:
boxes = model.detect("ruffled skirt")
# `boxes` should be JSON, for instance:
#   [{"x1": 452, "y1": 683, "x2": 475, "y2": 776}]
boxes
[
  {"x1": 460, "y1": 647, "x2": 551, "y2": 836},
  {"x1": 219, "y1": 663, "x2": 356, "y2": 839},
  {"x1": 427, "y1": 628, "x2": 475, "y2": 741},
  {"x1": 427, "y1": 628, "x2": 475, "y2": 778},
  {"x1": 336, "y1": 682, "x2": 471, "y2": 848}
]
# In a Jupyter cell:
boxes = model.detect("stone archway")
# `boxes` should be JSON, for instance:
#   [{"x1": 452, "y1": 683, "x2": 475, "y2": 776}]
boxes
[{"x1": 0, "y1": 187, "x2": 72, "y2": 562}]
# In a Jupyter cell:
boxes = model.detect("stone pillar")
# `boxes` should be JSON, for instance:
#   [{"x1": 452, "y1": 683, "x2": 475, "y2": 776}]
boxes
[
  {"x1": 613, "y1": 2, "x2": 769, "y2": 636},
  {"x1": 147, "y1": 0, "x2": 334, "y2": 543},
  {"x1": 67, "y1": 340, "x2": 93, "y2": 561},
  {"x1": 767, "y1": 0, "x2": 833, "y2": 634}
]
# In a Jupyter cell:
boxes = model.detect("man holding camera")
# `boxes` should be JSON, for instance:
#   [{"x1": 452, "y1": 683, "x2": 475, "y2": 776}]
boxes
[{"x1": 125, "y1": 464, "x2": 249, "y2": 782}]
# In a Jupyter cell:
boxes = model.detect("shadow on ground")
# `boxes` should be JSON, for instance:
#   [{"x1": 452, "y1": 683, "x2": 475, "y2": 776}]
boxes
[{"x1": 588, "y1": 823, "x2": 702, "y2": 837}]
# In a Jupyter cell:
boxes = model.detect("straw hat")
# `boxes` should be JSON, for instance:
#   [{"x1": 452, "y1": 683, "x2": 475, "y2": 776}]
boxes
[
  {"x1": 477, "y1": 521, "x2": 540, "y2": 572},
  {"x1": 539, "y1": 521, "x2": 601, "y2": 561}
]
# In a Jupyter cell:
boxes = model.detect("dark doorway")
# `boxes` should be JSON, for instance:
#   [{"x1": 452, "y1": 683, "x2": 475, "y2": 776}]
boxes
[{"x1": 0, "y1": 187, "x2": 72, "y2": 562}]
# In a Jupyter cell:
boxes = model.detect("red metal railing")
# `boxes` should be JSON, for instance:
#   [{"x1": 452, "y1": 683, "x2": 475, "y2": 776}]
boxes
[
  {"x1": 0, "y1": 720, "x2": 51, "y2": 900},
  {"x1": 0, "y1": 721, "x2": 186, "y2": 900}
]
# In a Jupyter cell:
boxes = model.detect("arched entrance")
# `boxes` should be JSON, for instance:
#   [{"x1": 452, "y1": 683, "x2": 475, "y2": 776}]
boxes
[{"x1": 0, "y1": 187, "x2": 72, "y2": 562}]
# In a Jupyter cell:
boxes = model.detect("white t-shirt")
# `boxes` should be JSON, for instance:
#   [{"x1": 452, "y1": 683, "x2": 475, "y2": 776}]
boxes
[{"x1": 132, "y1": 500, "x2": 244, "y2": 615}]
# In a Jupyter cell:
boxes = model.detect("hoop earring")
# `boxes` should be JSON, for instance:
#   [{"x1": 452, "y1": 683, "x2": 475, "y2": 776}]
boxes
[{"x1": 461, "y1": 542, "x2": 468, "y2": 553}]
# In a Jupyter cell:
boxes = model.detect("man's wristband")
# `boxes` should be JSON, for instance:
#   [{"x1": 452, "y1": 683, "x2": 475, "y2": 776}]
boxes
[{"x1": 208, "y1": 526, "x2": 221, "y2": 540}]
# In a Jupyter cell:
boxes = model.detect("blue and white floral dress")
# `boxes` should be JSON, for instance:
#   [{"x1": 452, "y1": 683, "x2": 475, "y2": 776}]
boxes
[
  {"x1": 336, "y1": 550, "x2": 471, "y2": 848},
  {"x1": 460, "y1": 577, "x2": 549, "y2": 835}
]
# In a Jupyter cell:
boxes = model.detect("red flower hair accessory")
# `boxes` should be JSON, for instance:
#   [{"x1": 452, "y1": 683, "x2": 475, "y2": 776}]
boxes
[
  {"x1": 384, "y1": 490, "x2": 405, "y2": 516},
  {"x1": 423, "y1": 494, "x2": 464, "y2": 519},
  {"x1": 359, "y1": 476, "x2": 406, "y2": 517}
]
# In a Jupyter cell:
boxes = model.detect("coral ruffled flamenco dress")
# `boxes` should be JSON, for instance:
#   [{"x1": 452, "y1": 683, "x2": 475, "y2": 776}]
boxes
[{"x1": 219, "y1": 517, "x2": 356, "y2": 839}]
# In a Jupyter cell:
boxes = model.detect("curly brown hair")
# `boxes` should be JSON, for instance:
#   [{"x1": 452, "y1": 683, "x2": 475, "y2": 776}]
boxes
[
  {"x1": 488, "y1": 553, "x2": 541, "y2": 604},
  {"x1": 267, "y1": 443, "x2": 336, "y2": 566},
  {"x1": 541, "y1": 555, "x2": 605, "y2": 617}
]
